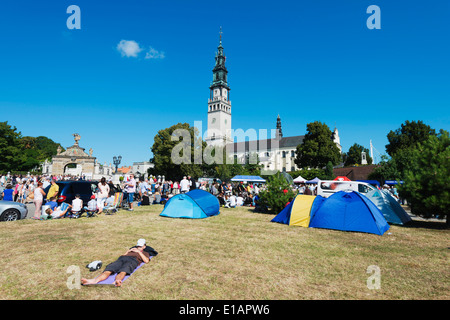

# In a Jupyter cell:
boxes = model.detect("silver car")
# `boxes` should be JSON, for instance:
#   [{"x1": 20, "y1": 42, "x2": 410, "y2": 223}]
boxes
[{"x1": 0, "y1": 200, "x2": 28, "y2": 221}]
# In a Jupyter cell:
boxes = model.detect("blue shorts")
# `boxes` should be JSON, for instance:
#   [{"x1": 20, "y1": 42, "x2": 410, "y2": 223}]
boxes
[{"x1": 128, "y1": 193, "x2": 134, "y2": 203}]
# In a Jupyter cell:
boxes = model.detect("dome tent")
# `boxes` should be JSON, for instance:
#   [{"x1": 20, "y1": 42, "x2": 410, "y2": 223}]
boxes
[
  {"x1": 309, "y1": 191, "x2": 390, "y2": 235},
  {"x1": 271, "y1": 195, "x2": 325, "y2": 227},
  {"x1": 366, "y1": 189, "x2": 412, "y2": 225},
  {"x1": 160, "y1": 189, "x2": 220, "y2": 219}
]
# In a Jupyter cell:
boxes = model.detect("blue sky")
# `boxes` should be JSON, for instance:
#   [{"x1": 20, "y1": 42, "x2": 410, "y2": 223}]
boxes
[{"x1": 0, "y1": 0, "x2": 449, "y2": 166}]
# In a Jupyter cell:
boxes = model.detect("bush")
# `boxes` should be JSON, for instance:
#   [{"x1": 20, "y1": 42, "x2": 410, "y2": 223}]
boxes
[{"x1": 258, "y1": 172, "x2": 295, "y2": 214}]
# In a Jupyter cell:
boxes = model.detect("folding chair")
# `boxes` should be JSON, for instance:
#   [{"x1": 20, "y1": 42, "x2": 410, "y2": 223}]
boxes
[{"x1": 104, "y1": 192, "x2": 123, "y2": 215}]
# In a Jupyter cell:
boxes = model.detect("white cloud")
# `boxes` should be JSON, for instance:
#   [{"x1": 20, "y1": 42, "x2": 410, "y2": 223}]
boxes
[
  {"x1": 116, "y1": 40, "x2": 143, "y2": 58},
  {"x1": 145, "y1": 47, "x2": 165, "y2": 60}
]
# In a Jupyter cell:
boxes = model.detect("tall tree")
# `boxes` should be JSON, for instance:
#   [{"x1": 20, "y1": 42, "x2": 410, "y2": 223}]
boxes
[
  {"x1": 386, "y1": 120, "x2": 436, "y2": 156},
  {"x1": 0, "y1": 122, "x2": 64, "y2": 172},
  {"x1": 149, "y1": 123, "x2": 205, "y2": 180},
  {"x1": 368, "y1": 155, "x2": 402, "y2": 184},
  {"x1": 295, "y1": 121, "x2": 341, "y2": 169},
  {"x1": 0, "y1": 122, "x2": 25, "y2": 172},
  {"x1": 399, "y1": 130, "x2": 450, "y2": 224}
]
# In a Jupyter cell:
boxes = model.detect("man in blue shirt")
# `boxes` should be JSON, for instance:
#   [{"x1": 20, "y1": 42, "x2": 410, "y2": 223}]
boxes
[{"x1": 47, "y1": 197, "x2": 58, "y2": 210}]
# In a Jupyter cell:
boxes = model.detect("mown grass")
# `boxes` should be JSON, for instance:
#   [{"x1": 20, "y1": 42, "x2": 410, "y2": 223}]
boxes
[{"x1": 0, "y1": 205, "x2": 448, "y2": 300}]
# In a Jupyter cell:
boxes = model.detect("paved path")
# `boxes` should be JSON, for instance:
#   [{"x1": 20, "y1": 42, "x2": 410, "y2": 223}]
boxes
[{"x1": 25, "y1": 202, "x2": 36, "y2": 219}]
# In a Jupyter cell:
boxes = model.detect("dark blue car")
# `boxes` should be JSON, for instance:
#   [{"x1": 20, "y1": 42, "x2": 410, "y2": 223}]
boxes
[{"x1": 43, "y1": 180, "x2": 120, "y2": 205}]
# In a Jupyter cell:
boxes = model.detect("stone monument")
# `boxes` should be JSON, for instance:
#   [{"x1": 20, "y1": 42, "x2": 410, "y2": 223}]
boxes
[{"x1": 50, "y1": 134, "x2": 96, "y2": 177}]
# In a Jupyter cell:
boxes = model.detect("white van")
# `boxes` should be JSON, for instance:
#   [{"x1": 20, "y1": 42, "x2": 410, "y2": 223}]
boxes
[{"x1": 316, "y1": 180, "x2": 377, "y2": 198}]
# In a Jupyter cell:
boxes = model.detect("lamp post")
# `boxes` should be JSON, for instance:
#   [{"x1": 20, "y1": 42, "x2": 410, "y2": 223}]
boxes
[{"x1": 113, "y1": 155, "x2": 122, "y2": 173}]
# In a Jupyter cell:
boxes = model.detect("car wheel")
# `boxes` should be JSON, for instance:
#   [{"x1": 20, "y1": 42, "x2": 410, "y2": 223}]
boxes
[{"x1": 1, "y1": 209, "x2": 20, "y2": 222}]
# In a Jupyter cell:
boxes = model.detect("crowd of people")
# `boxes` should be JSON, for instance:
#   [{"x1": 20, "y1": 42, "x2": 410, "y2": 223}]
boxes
[
  {"x1": 132, "y1": 175, "x2": 265, "y2": 209},
  {"x1": 1, "y1": 172, "x2": 402, "y2": 220},
  {"x1": 0, "y1": 173, "x2": 269, "y2": 219}
]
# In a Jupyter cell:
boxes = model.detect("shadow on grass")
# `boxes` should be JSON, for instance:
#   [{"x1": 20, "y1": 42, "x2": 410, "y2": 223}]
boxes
[{"x1": 404, "y1": 218, "x2": 449, "y2": 230}]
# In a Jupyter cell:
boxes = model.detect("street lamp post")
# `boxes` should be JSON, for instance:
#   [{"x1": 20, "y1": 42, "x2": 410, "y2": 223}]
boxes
[{"x1": 113, "y1": 155, "x2": 122, "y2": 173}]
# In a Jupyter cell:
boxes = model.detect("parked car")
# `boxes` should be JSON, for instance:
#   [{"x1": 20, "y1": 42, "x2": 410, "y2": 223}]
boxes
[
  {"x1": 43, "y1": 180, "x2": 121, "y2": 205},
  {"x1": 0, "y1": 200, "x2": 28, "y2": 221},
  {"x1": 316, "y1": 180, "x2": 377, "y2": 198}
]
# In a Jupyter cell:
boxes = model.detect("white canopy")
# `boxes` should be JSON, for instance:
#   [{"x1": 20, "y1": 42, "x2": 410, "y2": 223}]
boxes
[{"x1": 293, "y1": 175, "x2": 306, "y2": 183}]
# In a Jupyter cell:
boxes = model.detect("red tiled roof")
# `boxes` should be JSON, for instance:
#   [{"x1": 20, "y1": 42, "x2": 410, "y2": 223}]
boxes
[{"x1": 333, "y1": 165, "x2": 378, "y2": 181}]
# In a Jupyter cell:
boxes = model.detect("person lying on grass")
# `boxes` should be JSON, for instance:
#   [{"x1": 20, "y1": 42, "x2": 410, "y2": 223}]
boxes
[
  {"x1": 81, "y1": 239, "x2": 150, "y2": 287},
  {"x1": 41, "y1": 204, "x2": 72, "y2": 220}
]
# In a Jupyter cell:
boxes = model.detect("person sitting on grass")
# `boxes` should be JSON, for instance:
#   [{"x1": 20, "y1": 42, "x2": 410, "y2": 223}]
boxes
[
  {"x1": 83, "y1": 195, "x2": 98, "y2": 216},
  {"x1": 103, "y1": 194, "x2": 115, "y2": 211},
  {"x1": 71, "y1": 194, "x2": 83, "y2": 218},
  {"x1": 81, "y1": 239, "x2": 150, "y2": 287}
]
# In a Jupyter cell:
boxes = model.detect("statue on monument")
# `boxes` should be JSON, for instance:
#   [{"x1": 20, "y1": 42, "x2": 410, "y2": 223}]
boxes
[{"x1": 73, "y1": 133, "x2": 81, "y2": 146}]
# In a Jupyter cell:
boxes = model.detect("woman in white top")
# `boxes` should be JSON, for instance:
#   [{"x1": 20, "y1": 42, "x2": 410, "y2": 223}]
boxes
[
  {"x1": 96, "y1": 177, "x2": 110, "y2": 214},
  {"x1": 33, "y1": 182, "x2": 46, "y2": 220}
]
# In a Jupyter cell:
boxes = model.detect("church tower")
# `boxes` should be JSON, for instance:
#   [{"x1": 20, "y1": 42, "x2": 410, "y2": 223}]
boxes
[{"x1": 205, "y1": 28, "x2": 232, "y2": 146}]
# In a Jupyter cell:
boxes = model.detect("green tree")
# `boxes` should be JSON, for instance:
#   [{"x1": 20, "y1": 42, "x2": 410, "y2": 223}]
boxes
[
  {"x1": 213, "y1": 147, "x2": 244, "y2": 182},
  {"x1": 149, "y1": 123, "x2": 205, "y2": 180},
  {"x1": 368, "y1": 155, "x2": 402, "y2": 185},
  {"x1": 0, "y1": 122, "x2": 25, "y2": 172},
  {"x1": 399, "y1": 130, "x2": 450, "y2": 224},
  {"x1": 295, "y1": 121, "x2": 341, "y2": 169},
  {"x1": 386, "y1": 120, "x2": 436, "y2": 157},
  {"x1": 33, "y1": 136, "x2": 64, "y2": 162},
  {"x1": 370, "y1": 120, "x2": 438, "y2": 185},
  {"x1": 18, "y1": 136, "x2": 64, "y2": 171},
  {"x1": 344, "y1": 143, "x2": 373, "y2": 166},
  {"x1": 324, "y1": 161, "x2": 335, "y2": 180},
  {"x1": 258, "y1": 172, "x2": 295, "y2": 214}
]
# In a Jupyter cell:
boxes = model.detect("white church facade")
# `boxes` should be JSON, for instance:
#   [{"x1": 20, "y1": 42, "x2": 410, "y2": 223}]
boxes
[{"x1": 205, "y1": 31, "x2": 342, "y2": 174}]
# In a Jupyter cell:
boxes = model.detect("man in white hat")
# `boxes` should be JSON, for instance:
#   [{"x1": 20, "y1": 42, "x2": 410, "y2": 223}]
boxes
[{"x1": 81, "y1": 239, "x2": 150, "y2": 287}]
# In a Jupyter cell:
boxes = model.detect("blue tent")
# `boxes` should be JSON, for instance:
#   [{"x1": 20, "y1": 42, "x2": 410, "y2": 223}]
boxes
[
  {"x1": 309, "y1": 191, "x2": 390, "y2": 235},
  {"x1": 366, "y1": 189, "x2": 412, "y2": 225},
  {"x1": 306, "y1": 177, "x2": 320, "y2": 184},
  {"x1": 230, "y1": 175, "x2": 266, "y2": 183},
  {"x1": 160, "y1": 189, "x2": 220, "y2": 219}
]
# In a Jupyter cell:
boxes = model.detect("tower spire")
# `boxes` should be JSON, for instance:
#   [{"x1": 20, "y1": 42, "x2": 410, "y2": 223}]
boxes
[{"x1": 276, "y1": 114, "x2": 283, "y2": 138}]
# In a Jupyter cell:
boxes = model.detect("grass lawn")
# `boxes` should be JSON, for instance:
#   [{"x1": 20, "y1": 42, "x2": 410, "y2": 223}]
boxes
[{"x1": 0, "y1": 204, "x2": 448, "y2": 300}]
